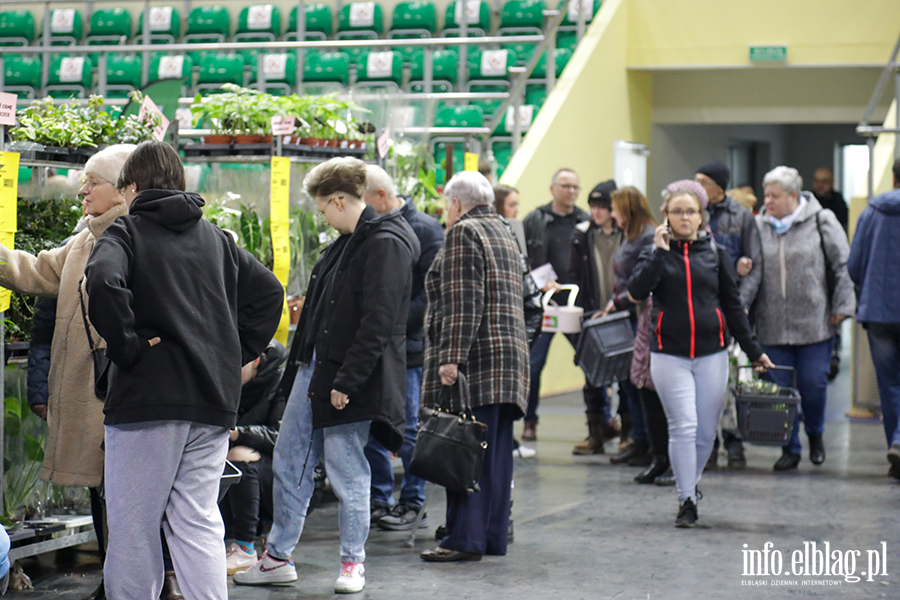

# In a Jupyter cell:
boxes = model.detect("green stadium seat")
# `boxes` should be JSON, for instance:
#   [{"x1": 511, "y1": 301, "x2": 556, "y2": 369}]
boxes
[
  {"x1": 442, "y1": 0, "x2": 490, "y2": 37},
  {"x1": 196, "y1": 53, "x2": 245, "y2": 95},
  {"x1": 558, "y1": 0, "x2": 601, "y2": 29},
  {"x1": 236, "y1": 5, "x2": 282, "y2": 43},
  {"x1": 285, "y1": 4, "x2": 332, "y2": 41},
  {"x1": 304, "y1": 52, "x2": 351, "y2": 86},
  {"x1": 337, "y1": 2, "x2": 384, "y2": 39},
  {"x1": 0, "y1": 10, "x2": 35, "y2": 47},
  {"x1": 41, "y1": 9, "x2": 84, "y2": 46},
  {"x1": 435, "y1": 104, "x2": 484, "y2": 127},
  {"x1": 500, "y1": 0, "x2": 546, "y2": 31},
  {"x1": 408, "y1": 49, "x2": 458, "y2": 92},
  {"x1": 185, "y1": 6, "x2": 231, "y2": 64},
  {"x1": 247, "y1": 52, "x2": 297, "y2": 95},
  {"x1": 531, "y1": 47, "x2": 572, "y2": 79},
  {"x1": 2, "y1": 56, "x2": 41, "y2": 98},
  {"x1": 556, "y1": 31, "x2": 578, "y2": 52},
  {"x1": 355, "y1": 50, "x2": 403, "y2": 87},
  {"x1": 136, "y1": 6, "x2": 181, "y2": 45},
  {"x1": 105, "y1": 54, "x2": 141, "y2": 98},
  {"x1": 470, "y1": 83, "x2": 509, "y2": 118},
  {"x1": 467, "y1": 48, "x2": 517, "y2": 80},
  {"x1": 388, "y1": 2, "x2": 436, "y2": 62},
  {"x1": 149, "y1": 54, "x2": 194, "y2": 92},
  {"x1": 525, "y1": 84, "x2": 547, "y2": 107},
  {"x1": 87, "y1": 8, "x2": 132, "y2": 45},
  {"x1": 46, "y1": 55, "x2": 92, "y2": 98},
  {"x1": 491, "y1": 140, "x2": 513, "y2": 178},
  {"x1": 493, "y1": 103, "x2": 537, "y2": 135}
]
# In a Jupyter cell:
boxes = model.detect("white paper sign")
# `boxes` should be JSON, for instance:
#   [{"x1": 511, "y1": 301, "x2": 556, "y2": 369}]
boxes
[
  {"x1": 157, "y1": 55, "x2": 185, "y2": 79},
  {"x1": 149, "y1": 7, "x2": 173, "y2": 31},
  {"x1": 567, "y1": 0, "x2": 593, "y2": 21},
  {"x1": 175, "y1": 108, "x2": 193, "y2": 129},
  {"x1": 391, "y1": 107, "x2": 416, "y2": 128},
  {"x1": 530, "y1": 263, "x2": 558, "y2": 290},
  {"x1": 263, "y1": 53, "x2": 287, "y2": 79},
  {"x1": 367, "y1": 51, "x2": 393, "y2": 78},
  {"x1": 505, "y1": 105, "x2": 534, "y2": 132},
  {"x1": 377, "y1": 126, "x2": 391, "y2": 159},
  {"x1": 51, "y1": 9, "x2": 76, "y2": 34},
  {"x1": 248, "y1": 5, "x2": 274, "y2": 30},
  {"x1": 59, "y1": 57, "x2": 85, "y2": 82},
  {"x1": 349, "y1": 2, "x2": 375, "y2": 28},
  {"x1": 454, "y1": 0, "x2": 481, "y2": 25},
  {"x1": 481, "y1": 50, "x2": 508, "y2": 77},
  {"x1": 271, "y1": 115, "x2": 296, "y2": 135},
  {"x1": 139, "y1": 95, "x2": 171, "y2": 141},
  {"x1": 0, "y1": 92, "x2": 17, "y2": 126}
]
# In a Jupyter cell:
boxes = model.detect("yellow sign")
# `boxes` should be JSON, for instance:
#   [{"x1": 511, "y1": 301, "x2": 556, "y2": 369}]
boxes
[
  {"x1": 464, "y1": 152, "x2": 479, "y2": 172},
  {"x1": 0, "y1": 152, "x2": 19, "y2": 313},
  {"x1": 270, "y1": 156, "x2": 291, "y2": 345}
]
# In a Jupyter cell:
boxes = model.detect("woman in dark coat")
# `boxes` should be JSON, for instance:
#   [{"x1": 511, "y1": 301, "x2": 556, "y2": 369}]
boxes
[{"x1": 420, "y1": 172, "x2": 530, "y2": 562}]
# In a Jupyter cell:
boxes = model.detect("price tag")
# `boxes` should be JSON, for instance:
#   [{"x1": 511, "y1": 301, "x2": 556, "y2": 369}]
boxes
[
  {"x1": 149, "y1": 7, "x2": 173, "y2": 31},
  {"x1": 0, "y1": 152, "x2": 19, "y2": 313},
  {"x1": 247, "y1": 5, "x2": 274, "y2": 30},
  {"x1": 271, "y1": 115, "x2": 296, "y2": 135},
  {"x1": 377, "y1": 126, "x2": 391, "y2": 159},
  {"x1": 505, "y1": 105, "x2": 534, "y2": 133},
  {"x1": 263, "y1": 53, "x2": 287, "y2": 79},
  {"x1": 139, "y1": 95, "x2": 171, "y2": 141},
  {"x1": 318, "y1": 231, "x2": 328, "y2": 244},
  {"x1": 270, "y1": 156, "x2": 291, "y2": 344},
  {"x1": 481, "y1": 50, "x2": 508, "y2": 77},
  {"x1": 157, "y1": 56, "x2": 184, "y2": 79},
  {"x1": 60, "y1": 57, "x2": 85, "y2": 83},
  {"x1": 464, "y1": 153, "x2": 479, "y2": 172},
  {"x1": 51, "y1": 9, "x2": 76, "y2": 34},
  {"x1": 0, "y1": 92, "x2": 16, "y2": 126},
  {"x1": 349, "y1": 2, "x2": 375, "y2": 27},
  {"x1": 454, "y1": 0, "x2": 481, "y2": 25},
  {"x1": 567, "y1": 0, "x2": 594, "y2": 21}
]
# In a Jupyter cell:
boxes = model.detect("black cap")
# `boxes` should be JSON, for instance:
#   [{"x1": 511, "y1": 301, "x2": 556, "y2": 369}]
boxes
[
  {"x1": 696, "y1": 160, "x2": 730, "y2": 192},
  {"x1": 588, "y1": 180, "x2": 616, "y2": 208}
]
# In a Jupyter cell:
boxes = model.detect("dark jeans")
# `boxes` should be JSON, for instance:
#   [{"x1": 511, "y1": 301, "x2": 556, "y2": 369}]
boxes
[
  {"x1": 866, "y1": 322, "x2": 900, "y2": 448},
  {"x1": 639, "y1": 387, "x2": 668, "y2": 458},
  {"x1": 765, "y1": 338, "x2": 834, "y2": 455},
  {"x1": 220, "y1": 456, "x2": 274, "y2": 543},
  {"x1": 441, "y1": 404, "x2": 516, "y2": 556}
]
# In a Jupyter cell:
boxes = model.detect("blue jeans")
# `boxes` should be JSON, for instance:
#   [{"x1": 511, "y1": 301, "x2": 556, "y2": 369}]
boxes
[
  {"x1": 866, "y1": 323, "x2": 900, "y2": 448},
  {"x1": 765, "y1": 338, "x2": 834, "y2": 455},
  {"x1": 268, "y1": 359, "x2": 373, "y2": 564},
  {"x1": 364, "y1": 366, "x2": 426, "y2": 509}
]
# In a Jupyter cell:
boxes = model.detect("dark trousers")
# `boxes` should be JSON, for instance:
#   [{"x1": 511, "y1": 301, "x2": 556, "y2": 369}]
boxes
[
  {"x1": 639, "y1": 388, "x2": 669, "y2": 459},
  {"x1": 220, "y1": 456, "x2": 274, "y2": 543},
  {"x1": 441, "y1": 404, "x2": 516, "y2": 556}
]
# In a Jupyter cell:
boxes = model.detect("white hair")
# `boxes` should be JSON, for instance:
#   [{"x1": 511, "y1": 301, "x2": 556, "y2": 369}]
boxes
[
  {"x1": 444, "y1": 171, "x2": 494, "y2": 207},
  {"x1": 763, "y1": 166, "x2": 803, "y2": 195},
  {"x1": 365, "y1": 164, "x2": 397, "y2": 198}
]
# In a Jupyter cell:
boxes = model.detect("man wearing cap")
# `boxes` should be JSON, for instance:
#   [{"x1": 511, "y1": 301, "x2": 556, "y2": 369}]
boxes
[
  {"x1": 695, "y1": 160, "x2": 762, "y2": 470},
  {"x1": 567, "y1": 180, "x2": 622, "y2": 454}
]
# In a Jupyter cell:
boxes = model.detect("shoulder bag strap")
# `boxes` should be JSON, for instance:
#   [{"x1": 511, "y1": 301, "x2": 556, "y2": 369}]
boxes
[{"x1": 78, "y1": 278, "x2": 97, "y2": 352}]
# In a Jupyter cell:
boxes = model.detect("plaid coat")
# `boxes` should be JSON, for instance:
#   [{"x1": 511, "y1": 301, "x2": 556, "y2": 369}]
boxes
[{"x1": 422, "y1": 205, "x2": 530, "y2": 415}]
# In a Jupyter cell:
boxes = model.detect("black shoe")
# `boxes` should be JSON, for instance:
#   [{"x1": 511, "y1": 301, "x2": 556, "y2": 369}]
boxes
[
  {"x1": 774, "y1": 450, "x2": 801, "y2": 472},
  {"x1": 420, "y1": 548, "x2": 482, "y2": 562},
  {"x1": 888, "y1": 444, "x2": 900, "y2": 480},
  {"x1": 434, "y1": 524, "x2": 448, "y2": 540},
  {"x1": 377, "y1": 503, "x2": 429, "y2": 531},
  {"x1": 706, "y1": 437, "x2": 720, "y2": 471},
  {"x1": 161, "y1": 572, "x2": 183, "y2": 600},
  {"x1": 635, "y1": 457, "x2": 669, "y2": 484},
  {"x1": 827, "y1": 355, "x2": 840, "y2": 381},
  {"x1": 627, "y1": 446, "x2": 654, "y2": 467},
  {"x1": 370, "y1": 502, "x2": 391, "y2": 525},
  {"x1": 654, "y1": 467, "x2": 676, "y2": 486},
  {"x1": 675, "y1": 498, "x2": 698, "y2": 528},
  {"x1": 610, "y1": 443, "x2": 648, "y2": 465},
  {"x1": 82, "y1": 580, "x2": 105, "y2": 600},
  {"x1": 724, "y1": 439, "x2": 747, "y2": 470},
  {"x1": 809, "y1": 435, "x2": 826, "y2": 465}
]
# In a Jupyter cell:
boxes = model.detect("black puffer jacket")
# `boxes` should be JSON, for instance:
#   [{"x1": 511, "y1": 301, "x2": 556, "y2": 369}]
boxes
[
  {"x1": 308, "y1": 206, "x2": 421, "y2": 452},
  {"x1": 628, "y1": 235, "x2": 763, "y2": 361},
  {"x1": 233, "y1": 340, "x2": 288, "y2": 456}
]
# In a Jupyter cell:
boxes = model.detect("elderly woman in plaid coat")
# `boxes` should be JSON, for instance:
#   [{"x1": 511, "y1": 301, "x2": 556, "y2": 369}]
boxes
[{"x1": 419, "y1": 171, "x2": 530, "y2": 563}]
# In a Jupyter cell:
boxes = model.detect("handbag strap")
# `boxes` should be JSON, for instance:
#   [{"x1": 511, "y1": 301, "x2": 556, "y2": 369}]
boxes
[
  {"x1": 440, "y1": 371, "x2": 472, "y2": 413},
  {"x1": 78, "y1": 278, "x2": 98, "y2": 352}
]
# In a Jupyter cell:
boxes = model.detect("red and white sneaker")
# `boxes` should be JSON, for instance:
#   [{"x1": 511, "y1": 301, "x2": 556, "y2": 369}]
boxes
[
  {"x1": 232, "y1": 551, "x2": 297, "y2": 585},
  {"x1": 334, "y1": 561, "x2": 365, "y2": 594}
]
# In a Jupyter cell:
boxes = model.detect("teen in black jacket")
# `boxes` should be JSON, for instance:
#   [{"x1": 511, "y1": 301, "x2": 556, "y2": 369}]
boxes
[{"x1": 628, "y1": 180, "x2": 772, "y2": 529}]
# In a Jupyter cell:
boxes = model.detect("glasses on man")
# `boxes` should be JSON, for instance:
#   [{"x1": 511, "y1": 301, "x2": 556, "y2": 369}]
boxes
[
  {"x1": 668, "y1": 208, "x2": 699, "y2": 217},
  {"x1": 80, "y1": 177, "x2": 110, "y2": 192},
  {"x1": 555, "y1": 184, "x2": 581, "y2": 191},
  {"x1": 316, "y1": 196, "x2": 339, "y2": 218}
]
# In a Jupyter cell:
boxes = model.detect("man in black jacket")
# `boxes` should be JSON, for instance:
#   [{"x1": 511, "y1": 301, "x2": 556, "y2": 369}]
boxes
[
  {"x1": 362, "y1": 165, "x2": 443, "y2": 531},
  {"x1": 235, "y1": 157, "x2": 420, "y2": 594},
  {"x1": 85, "y1": 142, "x2": 284, "y2": 600}
]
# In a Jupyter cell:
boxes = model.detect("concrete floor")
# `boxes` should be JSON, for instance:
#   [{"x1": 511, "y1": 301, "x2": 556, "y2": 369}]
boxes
[{"x1": 10, "y1": 338, "x2": 900, "y2": 599}]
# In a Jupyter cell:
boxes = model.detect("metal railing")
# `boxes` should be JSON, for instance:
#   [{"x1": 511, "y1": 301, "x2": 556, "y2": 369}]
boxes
[{"x1": 856, "y1": 30, "x2": 900, "y2": 199}]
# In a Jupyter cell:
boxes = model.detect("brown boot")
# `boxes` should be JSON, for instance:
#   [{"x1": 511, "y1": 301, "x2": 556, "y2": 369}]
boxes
[
  {"x1": 572, "y1": 413, "x2": 606, "y2": 455},
  {"x1": 522, "y1": 420, "x2": 537, "y2": 441},
  {"x1": 161, "y1": 572, "x2": 183, "y2": 600},
  {"x1": 618, "y1": 413, "x2": 633, "y2": 452}
]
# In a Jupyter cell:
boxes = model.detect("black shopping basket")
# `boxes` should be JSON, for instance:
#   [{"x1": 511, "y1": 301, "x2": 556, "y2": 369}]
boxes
[
  {"x1": 575, "y1": 311, "x2": 634, "y2": 388},
  {"x1": 733, "y1": 366, "x2": 801, "y2": 445}
]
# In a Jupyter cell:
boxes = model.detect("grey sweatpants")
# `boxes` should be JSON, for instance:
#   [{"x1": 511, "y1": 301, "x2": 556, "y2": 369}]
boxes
[{"x1": 104, "y1": 421, "x2": 229, "y2": 600}]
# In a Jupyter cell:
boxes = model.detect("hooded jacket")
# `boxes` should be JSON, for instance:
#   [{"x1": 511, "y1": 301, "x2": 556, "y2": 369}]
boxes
[
  {"x1": 308, "y1": 205, "x2": 421, "y2": 452},
  {"x1": 848, "y1": 188, "x2": 900, "y2": 324},
  {"x1": 86, "y1": 189, "x2": 284, "y2": 428},
  {"x1": 233, "y1": 340, "x2": 288, "y2": 456},
  {"x1": 707, "y1": 196, "x2": 763, "y2": 309},
  {"x1": 754, "y1": 194, "x2": 856, "y2": 346},
  {"x1": 629, "y1": 235, "x2": 764, "y2": 361}
]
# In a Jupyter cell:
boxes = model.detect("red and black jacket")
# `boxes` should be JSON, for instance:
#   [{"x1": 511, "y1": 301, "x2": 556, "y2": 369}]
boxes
[{"x1": 628, "y1": 235, "x2": 763, "y2": 361}]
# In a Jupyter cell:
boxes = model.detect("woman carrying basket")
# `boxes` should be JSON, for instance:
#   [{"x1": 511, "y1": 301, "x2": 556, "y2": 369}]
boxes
[{"x1": 629, "y1": 180, "x2": 773, "y2": 528}]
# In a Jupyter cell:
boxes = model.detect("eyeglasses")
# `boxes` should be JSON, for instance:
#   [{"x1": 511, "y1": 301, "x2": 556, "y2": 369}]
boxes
[
  {"x1": 669, "y1": 208, "x2": 700, "y2": 217},
  {"x1": 80, "y1": 177, "x2": 110, "y2": 192},
  {"x1": 555, "y1": 184, "x2": 581, "y2": 191},
  {"x1": 316, "y1": 196, "x2": 339, "y2": 218}
]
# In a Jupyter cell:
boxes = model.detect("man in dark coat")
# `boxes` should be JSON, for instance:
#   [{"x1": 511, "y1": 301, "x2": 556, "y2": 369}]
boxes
[
  {"x1": 362, "y1": 165, "x2": 444, "y2": 530},
  {"x1": 813, "y1": 167, "x2": 849, "y2": 232},
  {"x1": 235, "y1": 157, "x2": 419, "y2": 595}
]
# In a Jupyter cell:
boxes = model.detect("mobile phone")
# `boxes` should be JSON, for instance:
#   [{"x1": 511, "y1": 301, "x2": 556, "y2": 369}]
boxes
[{"x1": 662, "y1": 218, "x2": 671, "y2": 241}]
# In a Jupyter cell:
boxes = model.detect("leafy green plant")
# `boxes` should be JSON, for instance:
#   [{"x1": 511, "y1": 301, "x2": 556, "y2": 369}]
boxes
[
  {"x1": 390, "y1": 140, "x2": 444, "y2": 217},
  {"x1": 3, "y1": 394, "x2": 45, "y2": 523}
]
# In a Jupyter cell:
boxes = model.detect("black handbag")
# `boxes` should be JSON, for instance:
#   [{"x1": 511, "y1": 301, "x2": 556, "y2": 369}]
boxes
[
  {"x1": 409, "y1": 372, "x2": 488, "y2": 495},
  {"x1": 79, "y1": 278, "x2": 111, "y2": 400}
]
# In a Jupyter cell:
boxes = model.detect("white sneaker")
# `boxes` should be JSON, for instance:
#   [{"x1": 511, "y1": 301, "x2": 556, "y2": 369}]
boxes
[
  {"x1": 514, "y1": 445, "x2": 537, "y2": 459},
  {"x1": 232, "y1": 551, "x2": 298, "y2": 585},
  {"x1": 334, "y1": 562, "x2": 365, "y2": 594},
  {"x1": 226, "y1": 543, "x2": 258, "y2": 575}
]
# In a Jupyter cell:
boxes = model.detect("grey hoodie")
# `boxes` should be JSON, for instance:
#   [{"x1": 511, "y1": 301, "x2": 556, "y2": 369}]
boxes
[{"x1": 754, "y1": 193, "x2": 856, "y2": 346}]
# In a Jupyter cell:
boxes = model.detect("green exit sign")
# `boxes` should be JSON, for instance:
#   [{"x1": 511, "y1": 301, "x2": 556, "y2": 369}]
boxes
[{"x1": 750, "y1": 45, "x2": 788, "y2": 63}]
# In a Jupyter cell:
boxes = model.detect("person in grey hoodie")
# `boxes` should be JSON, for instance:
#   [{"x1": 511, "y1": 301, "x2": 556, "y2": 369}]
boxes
[{"x1": 754, "y1": 166, "x2": 856, "y2": 472}]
